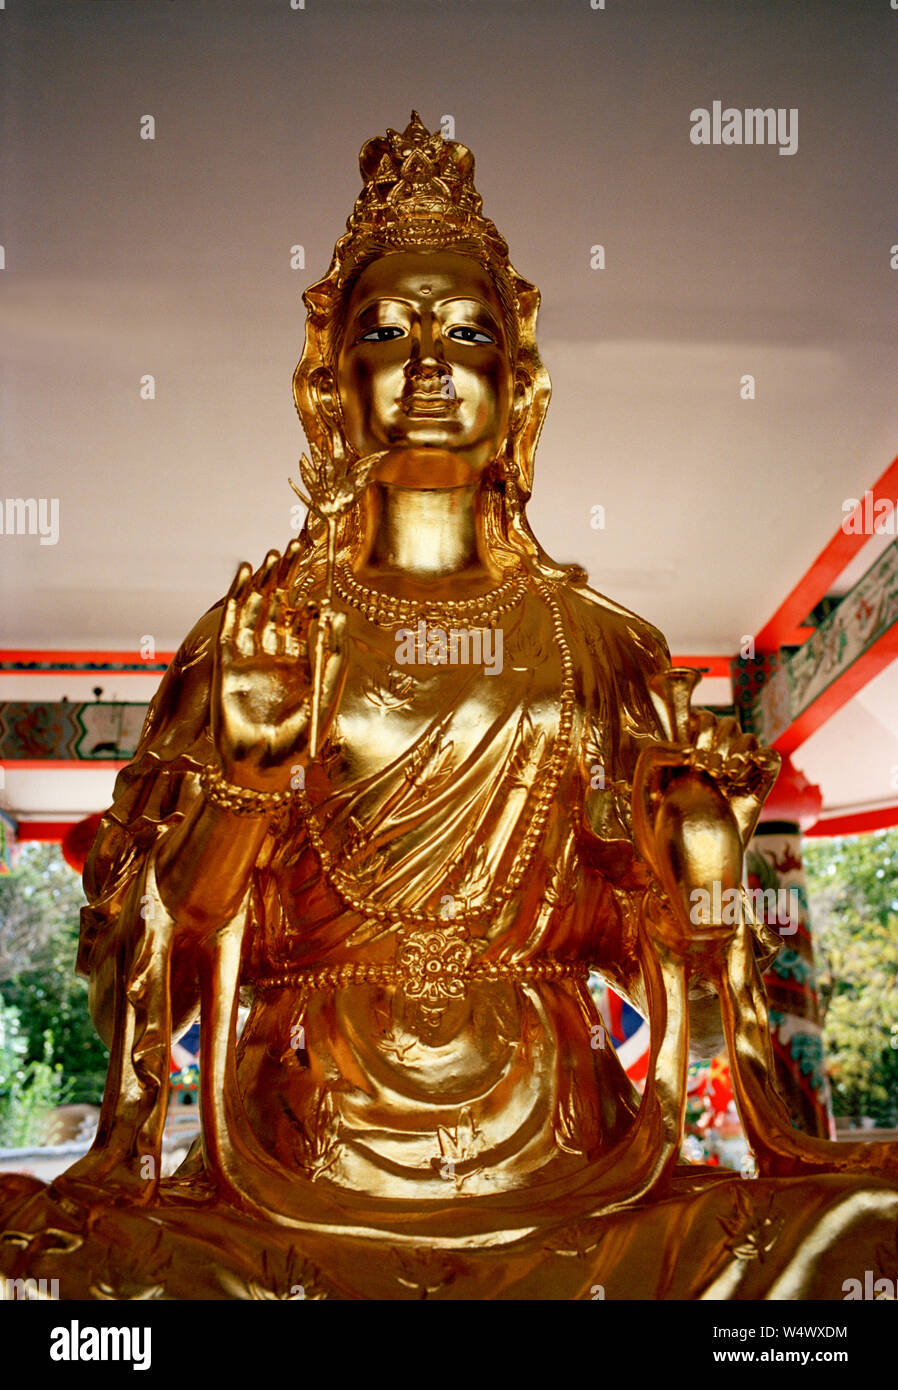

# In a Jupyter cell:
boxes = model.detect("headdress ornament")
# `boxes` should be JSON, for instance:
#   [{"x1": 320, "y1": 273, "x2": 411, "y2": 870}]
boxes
[{"x1": 340, "y1": 110, "x2": 510, "y2": 270}]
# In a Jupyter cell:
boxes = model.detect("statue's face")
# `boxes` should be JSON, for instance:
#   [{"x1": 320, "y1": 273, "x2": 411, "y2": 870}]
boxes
[{"x1": 334, "y1": 251, "x2": 514, "y2": 485}]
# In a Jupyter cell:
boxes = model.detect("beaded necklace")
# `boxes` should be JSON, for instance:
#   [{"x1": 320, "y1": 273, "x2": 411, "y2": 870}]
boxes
[
  {"x1": 333, "y1": 560, "x2": 528, "y2": 631},
  {"x1": 294, "y1": 576, "x2": 576, "y2": 930}
]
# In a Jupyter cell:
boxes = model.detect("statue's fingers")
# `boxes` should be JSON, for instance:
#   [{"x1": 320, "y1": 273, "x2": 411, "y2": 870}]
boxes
[
  {"x1": 234, "y1": 608, "x2": 257, "y2": 659},
  {"x1": 749, "y1": 746, "x2": 782, "y2": 789},
  {"x1": 753, "y1": 744, "x2": 781, "y2": 771},
  {"x1": 692, "y1": 709, "x2": 718, "y2": 753},
  {"x1": 227, "y1": 560, "x2": 253, "y2": 602},
  {"x1": 238, "y1": 586, "x2": 267, "y2": 651},
  {"x1": 327, "y1": 610, "x2": 347, "y2": 657},
  {"x1": 632, "y1": 739, "x2": 690, "y2": 798},
  {"x1": 635, "y1": 737, "x2": 680, "y2": 767},
  {"x1": 723, "y1": 754, "x2": 779, "y2": 814},
  {"x1": 305, "y1": 607, "x2": 339, "y2": 661},
  {"x1": 710, "y1": 715, "x2": 742, "y2": 759},
  {"x1": 219, "y1": 597, "x2": 240, "y2": 655},
  {"x1": 260, "y1": 590, "x2": 282, "y2": 657},
  {"x1": 278, "y1": 537, "x2": 304, "y2": 589},
  {"x1": 727, "y1": 743, "x2": 780, "y2": 780},
  {"x1": 290, "y1": 598, "x2": 320, "y2": 651},
  {"x1": 235, "y1": 568, "x2": 275, "y2": 657},
  {"x1": 721, "y1": 737, "x2": 772, "y2": 783},
  {"x1": 692, "y1": 745, "x2": 723, "y2": 776},
  {"x1": 284, "y1": 615, "x2": 305, "y2": 663},
  {"x1": 320, "y1": 616, "x2": 348, "y2": 697},
  {"x1": 717, "y1": 752, "x2": 753, "y2": 788},
  {"x1": 219, "y1": 563, "x2": 253, "y2": 648},
  {"x1": 273, "y1": 590, "x2": 302, "y2": 660},
  {"x1": 255, "y1": 549, "x2": 281, "y2": 595}
]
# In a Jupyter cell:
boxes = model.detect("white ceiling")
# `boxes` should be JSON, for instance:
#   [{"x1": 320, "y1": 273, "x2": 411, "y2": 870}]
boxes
[
  {"x1": 1, "y1": 0, "x2": 896, "y2": 823},
  {"x1": 800, "y1": 662, "x2": 898, "y2": 821}
]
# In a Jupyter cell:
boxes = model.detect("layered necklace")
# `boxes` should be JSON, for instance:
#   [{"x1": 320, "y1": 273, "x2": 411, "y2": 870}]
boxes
[
  {"x1": 333, "y1": 559, "x2": 528, "y2": 631},
  {"x1": 294, "y1": 569, "x2": 577, "y2": 931}
]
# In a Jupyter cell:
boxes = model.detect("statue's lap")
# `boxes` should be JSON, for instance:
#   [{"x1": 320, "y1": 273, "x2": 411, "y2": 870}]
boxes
[{"x1": 2, "y1": 1167, "x2": 895, "y2": 1300}]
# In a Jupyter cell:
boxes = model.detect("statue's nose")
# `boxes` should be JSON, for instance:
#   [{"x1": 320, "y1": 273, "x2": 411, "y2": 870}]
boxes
[
  {"x1": 408, "y1": 317, "x2": 447, "y2": 379},
  {"x1": 409, "y1": 357, "x2": 444, "y2": 383}
]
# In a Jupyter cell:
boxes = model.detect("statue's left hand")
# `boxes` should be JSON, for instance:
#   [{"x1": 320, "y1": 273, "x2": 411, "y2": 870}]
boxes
[
  {"x1": 662, "y1": 710, "x2": 781, "y2": 848},
  {"x1": 632, "y1": 707, "x2": 780, "y2": 957}
]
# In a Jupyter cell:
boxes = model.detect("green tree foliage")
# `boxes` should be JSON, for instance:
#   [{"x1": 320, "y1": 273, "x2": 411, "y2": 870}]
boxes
[
  {"x1": 0, "y1": 999, "x2": 68, "y2": 1148},
  {"x1": 0, "y1": 843, "x2": 108, "y2": 1106},
  {"x1": 803, "y1": 829, "x2": 898, "y2": 1126}
]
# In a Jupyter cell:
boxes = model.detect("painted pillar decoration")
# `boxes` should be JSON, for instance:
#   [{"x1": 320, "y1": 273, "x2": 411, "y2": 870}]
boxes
[
  {"x1": 0, "y1": 810, "x2": 17, "y2": 873},
  {"x1": 747, "y1": 755, "x2": 836, "y2": 1139}
]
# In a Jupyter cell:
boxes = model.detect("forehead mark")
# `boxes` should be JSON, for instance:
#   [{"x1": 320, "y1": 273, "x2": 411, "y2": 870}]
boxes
[{"x1": 348, "y1": 256, "x2": 500, "y2": 304}]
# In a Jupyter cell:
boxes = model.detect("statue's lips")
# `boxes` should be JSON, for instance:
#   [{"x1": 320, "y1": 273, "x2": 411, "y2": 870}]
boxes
[{"x1": 399, "y1": 391, "x2": 459, "y2": 418}]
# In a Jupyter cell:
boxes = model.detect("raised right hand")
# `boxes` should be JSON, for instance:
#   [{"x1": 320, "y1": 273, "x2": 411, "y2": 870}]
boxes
[{"x1": 210, "y1": 542, "x2": 347, "y2": 793}]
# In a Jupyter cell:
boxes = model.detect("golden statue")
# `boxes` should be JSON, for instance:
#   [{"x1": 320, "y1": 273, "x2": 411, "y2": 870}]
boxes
[{"x1": 2, "y1": 113, "x2": 897, "y2": 1301}]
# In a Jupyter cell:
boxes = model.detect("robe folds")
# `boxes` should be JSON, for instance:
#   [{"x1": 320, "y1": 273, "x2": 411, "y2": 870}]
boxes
[{"x1": 2, "y1": 560, "x2": 897, "y2": 1300}]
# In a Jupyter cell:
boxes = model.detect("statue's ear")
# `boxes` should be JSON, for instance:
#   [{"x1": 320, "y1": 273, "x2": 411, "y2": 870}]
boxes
[
  {"x1": 292, "y1": 359, "x2": 324, "y2": 437},
  {"x1": 504, "y1": 366, "x2": 540, "y2": 498},
  {"x1": 511, "y1": 368, "x2": 534, "y2": 435},
  {"x1": 308, "y1": 366, "x2": 340, "y2": 426},
  {"x1": 302, "y1": 365, "x2": 356, "y2": 466}
]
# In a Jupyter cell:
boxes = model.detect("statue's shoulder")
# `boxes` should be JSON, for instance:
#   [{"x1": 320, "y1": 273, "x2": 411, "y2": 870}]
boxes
[
  {"x1": 173, "y1": 597, "x2": 226, "y2": 670},
  {"x1": 128, "y1": 599, "x2": 224, "y2": 766},
  {"x1": 146, "y1": 600, "x2": 224, "y2": 717},
  {"x1": 561, "y1": 576, "x2": 671, "y2": 670}
]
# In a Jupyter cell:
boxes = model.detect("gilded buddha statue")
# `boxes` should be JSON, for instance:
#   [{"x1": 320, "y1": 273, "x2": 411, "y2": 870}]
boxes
[{"x1": 2, "y1": 113, "x2": 897, "y2": 1301}]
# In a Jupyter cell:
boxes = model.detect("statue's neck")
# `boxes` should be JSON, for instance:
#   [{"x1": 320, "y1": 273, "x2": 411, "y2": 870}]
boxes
[{"x1": 352, "y1": 482, "x2": 501, "y2": 590}]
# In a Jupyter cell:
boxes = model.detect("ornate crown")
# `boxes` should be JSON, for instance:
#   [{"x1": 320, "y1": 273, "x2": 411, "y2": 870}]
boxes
[{"x1": 339, "y1": 110, "x2": 509, "y2": 271}]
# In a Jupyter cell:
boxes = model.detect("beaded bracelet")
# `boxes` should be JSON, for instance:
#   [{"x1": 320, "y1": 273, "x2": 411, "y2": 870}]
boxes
[{"x1": 199, "y1": 762, "x2": 292, "y2": 817}]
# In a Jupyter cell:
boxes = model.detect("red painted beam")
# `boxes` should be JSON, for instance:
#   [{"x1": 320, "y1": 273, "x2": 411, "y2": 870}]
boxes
[
  {"x1": 16, "y1": 821, "x2": 79, "y2": 841},
  {"x1": 755, "y1": 453, "x2": 898, "y2": 652},
  {"x1": 5, "y1": 649, "x2": 731, "y2": 678},
  {"x1": 0, "y1": 650, "x2": 174, "y2": 671},
  {"x1": 806, "y1": 804, "x2": 898, "y2": 837},
  {"x1": 773, "y1": 622, "x2": 898, "y2": 756}
]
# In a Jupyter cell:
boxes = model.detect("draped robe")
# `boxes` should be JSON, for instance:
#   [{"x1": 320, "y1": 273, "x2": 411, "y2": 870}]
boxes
[{"x1": 2, "y1": 561, "x2": 897, "y2": 1300}]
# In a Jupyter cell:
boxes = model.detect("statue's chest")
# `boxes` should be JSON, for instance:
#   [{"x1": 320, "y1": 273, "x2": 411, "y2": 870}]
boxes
[
  {"x1": 322, "y1": 620, "x2": 566, "y2": 789},
  {"x1": 271, "y1": 605, "x2": 587, "y2": 949}
]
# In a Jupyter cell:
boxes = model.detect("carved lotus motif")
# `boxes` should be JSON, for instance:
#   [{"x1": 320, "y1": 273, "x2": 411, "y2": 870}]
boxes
[{"x1": 396, "y1": 926, "x2": 473, "y2": 1002}]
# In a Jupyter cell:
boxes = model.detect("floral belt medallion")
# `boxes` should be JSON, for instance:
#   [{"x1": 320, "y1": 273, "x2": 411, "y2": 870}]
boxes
[{"x1": 395, "y1": 924, "x2": 475, "y2": 1028}]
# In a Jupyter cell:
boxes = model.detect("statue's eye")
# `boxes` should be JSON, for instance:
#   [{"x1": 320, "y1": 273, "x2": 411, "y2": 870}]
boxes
[
  {"x1": 447, "y1": 326, "x2": 494, "y2": 344},
  {"x1": 359, "y1": 326, "x2": 406, "y2": 343}
]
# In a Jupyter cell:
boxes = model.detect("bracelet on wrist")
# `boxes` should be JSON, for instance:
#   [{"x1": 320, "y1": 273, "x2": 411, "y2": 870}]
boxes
[{"x1": 199, "y1": 762, "x2": 292, "y2": 817}]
